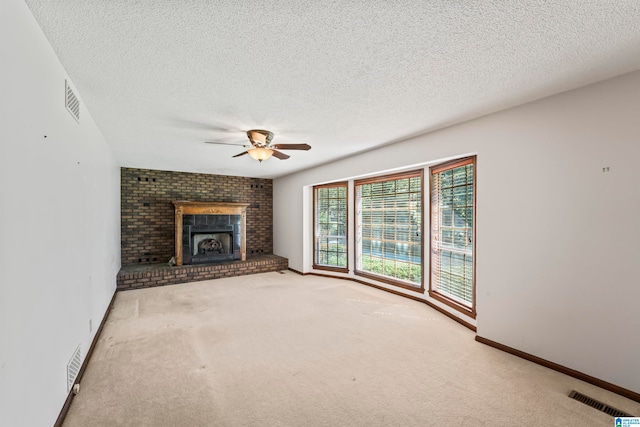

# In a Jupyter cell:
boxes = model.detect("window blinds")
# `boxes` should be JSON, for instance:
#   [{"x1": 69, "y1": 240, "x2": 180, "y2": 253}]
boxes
[
  {"x1": 430, "y1": 157, "x2": 475, "y2": 309},
  {"x1": 314, "y1": 183, "x2": 348, "y2": 269},
  {"x1": 355, "y1": 170, "x2": 423, "y2": 288}
]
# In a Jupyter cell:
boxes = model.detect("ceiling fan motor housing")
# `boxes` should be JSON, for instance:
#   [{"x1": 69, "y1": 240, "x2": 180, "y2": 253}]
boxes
[{"x1": 247, "y1": 129, "x2": 274, "y2": 147}]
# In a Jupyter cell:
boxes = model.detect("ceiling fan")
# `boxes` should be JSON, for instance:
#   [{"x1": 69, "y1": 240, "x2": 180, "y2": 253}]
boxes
[{"x1": 205, "y1": 129, "x2": 311, "y2": 162}]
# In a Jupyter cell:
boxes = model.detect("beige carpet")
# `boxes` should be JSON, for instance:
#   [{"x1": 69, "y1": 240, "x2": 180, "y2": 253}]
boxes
[{"x1": 63, "y1": 271, "x2": 638, "y2": 426}]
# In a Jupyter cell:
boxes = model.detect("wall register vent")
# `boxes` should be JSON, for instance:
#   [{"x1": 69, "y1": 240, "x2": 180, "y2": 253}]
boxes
[
  {"x1": 67, "y1": 345, "x2": 82, "y2": 392},
  {"x1": 568, "y1": 390, "x2": 632, "y2": 417},
  {"x1": 65, "y1": 80, "x2": 80, "y2": 122}
]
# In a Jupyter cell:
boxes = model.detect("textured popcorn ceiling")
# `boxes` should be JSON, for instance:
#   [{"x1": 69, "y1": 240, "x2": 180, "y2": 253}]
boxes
[{"x1": 25, "y1": 1, "x2": 640, "y2": 178}]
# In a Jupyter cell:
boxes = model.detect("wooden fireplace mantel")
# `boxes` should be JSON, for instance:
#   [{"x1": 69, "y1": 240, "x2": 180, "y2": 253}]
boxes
[{"x1": 172, "y1": 201, "x2": 249, "y2": 266}]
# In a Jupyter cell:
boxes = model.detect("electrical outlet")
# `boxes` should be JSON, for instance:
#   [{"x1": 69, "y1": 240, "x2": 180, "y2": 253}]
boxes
[
  {"x1": 602, "y1": 167, "x2": 610, "y2": 172},
  {"x1": 89, "y1": 319, "x2": 92, "y2": 333}
]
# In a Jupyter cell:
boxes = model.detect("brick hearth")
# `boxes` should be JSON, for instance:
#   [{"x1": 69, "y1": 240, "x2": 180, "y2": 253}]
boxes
[{"x1": 117, "y1": 254, "x2": 288, "y2": 290}]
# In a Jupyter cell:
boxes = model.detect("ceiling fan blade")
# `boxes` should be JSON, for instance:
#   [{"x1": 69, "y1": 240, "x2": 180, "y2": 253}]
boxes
[
  {"x1": 271, "y1": 150, "x2": 290, "y2": 160},
  {"x1": 271, "y1": 143, "x2": 311, "y2": 151},
  {"x1": 232, "y1": 151, "x2": 249, "y2": 158},
  {"x1": 205, "y1": 141, "x2": 246, "y2": 147}
]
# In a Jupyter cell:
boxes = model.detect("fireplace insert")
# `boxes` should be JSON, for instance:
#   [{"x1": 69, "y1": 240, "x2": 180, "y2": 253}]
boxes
[{"x1": 181, "y1": 214, "x2": 241, "y2": 265}]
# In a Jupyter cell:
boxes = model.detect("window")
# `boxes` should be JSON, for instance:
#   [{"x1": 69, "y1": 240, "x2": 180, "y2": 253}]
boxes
[
  {"x1": 355, "y1": 170, "x2": 423, "y2": 291},
  {"x1": 429, "y1": 156, "x2": 476, "y2": 317},
  {"x1": 313, "y1": 183, "x2": 348, "y2": 271}
]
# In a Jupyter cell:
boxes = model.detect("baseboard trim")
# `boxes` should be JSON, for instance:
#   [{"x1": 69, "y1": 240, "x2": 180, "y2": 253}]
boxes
[
  {"x1": 54, "y1": 289, "x2": 118, "y2": 427},
  {"x1": 475, "y1": 335, "x2": 640, "y2": 404},
  {"x1": 289, "y1": 269, "x2": 476, "y2": 332}
]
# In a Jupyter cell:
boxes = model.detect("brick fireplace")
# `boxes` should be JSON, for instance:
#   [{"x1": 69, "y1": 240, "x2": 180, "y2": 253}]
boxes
[
  {"x1": 120, "y1": 168, "x2": 273, "y2": 265},
  {"x1": 117, "y1": 168, "x2": 288, "y2": 290}
]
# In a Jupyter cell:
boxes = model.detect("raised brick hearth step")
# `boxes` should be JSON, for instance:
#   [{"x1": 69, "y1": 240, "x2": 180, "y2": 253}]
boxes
[{"x1": 117, "y1": 254, "x2": 288, "y2": 290}]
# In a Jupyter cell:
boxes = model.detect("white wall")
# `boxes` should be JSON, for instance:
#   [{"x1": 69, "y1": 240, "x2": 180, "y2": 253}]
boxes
[
  {"x1": 0, "y1": 1, "x2": 121, "y2": 426},
  {"x1": 274, "y1": 70, "x2": 640, "y2": 394}
]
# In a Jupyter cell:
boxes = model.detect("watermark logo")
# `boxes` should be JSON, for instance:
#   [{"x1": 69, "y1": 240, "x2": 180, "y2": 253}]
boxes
[{"x1": 616, "y1": 417, "x2": 640, "y2": 427}]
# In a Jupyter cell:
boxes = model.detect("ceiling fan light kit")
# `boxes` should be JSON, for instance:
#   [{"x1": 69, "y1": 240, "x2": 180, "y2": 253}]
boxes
[
  {"x1": 205, "y1": 129, "x2": 311, "y2": 163},
  {"x1": 247, "y1": 147, "x2": 274, "y2": 162}
]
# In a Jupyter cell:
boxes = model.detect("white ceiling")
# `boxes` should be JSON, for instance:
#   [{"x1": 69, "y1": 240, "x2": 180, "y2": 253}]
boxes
[{"x1": 25, "y1": 1, "x2": 640, "y2": 179}]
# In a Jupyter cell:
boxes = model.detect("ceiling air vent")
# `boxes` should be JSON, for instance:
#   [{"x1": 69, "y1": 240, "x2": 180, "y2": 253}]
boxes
[
  {"x1": 65, "y1": 80, "x2": 80, "y2": 122},
  {"x1": 568, "y1": 390, "x2": 632, "y2": 417},
  {"x1": 67, "y1": 345, "x2": 82, "y2": 392}
]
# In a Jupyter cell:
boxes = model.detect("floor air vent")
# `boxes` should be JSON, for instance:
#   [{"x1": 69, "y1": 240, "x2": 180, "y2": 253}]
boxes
[
  {"x1": 568, "y1": 390, "x2": 632, "y2": 417},
  {"x1": 67, "y1": 345, "x2": 82, "y2": 392},
  {"x1": 65, "y1": 80, "x2": 80, "y2": 122}
]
